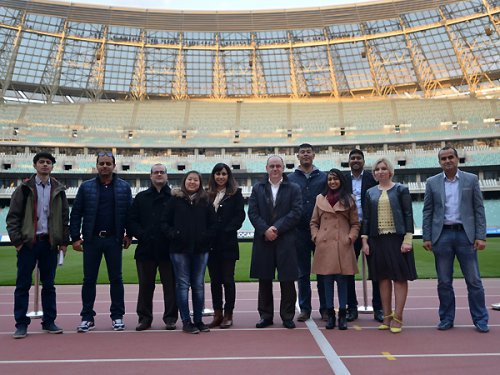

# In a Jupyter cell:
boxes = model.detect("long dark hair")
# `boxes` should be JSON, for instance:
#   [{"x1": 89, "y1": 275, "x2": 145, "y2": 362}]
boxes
[
  {"x1": 207, "y1": 163, "x2": 238, "y2": 202},
  {"x1": 323, "y1": 168, "x2": 354, "y2": 208},
  {"x1": 180, "y1": 170, "x2": 209, "y2": 204}
]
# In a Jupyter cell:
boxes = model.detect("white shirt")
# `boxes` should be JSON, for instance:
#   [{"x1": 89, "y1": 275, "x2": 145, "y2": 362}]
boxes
[
  {"x1": 268, "y1": 178, "x2": 283, "y2": 207},
  {"x1": 351, "y1": 171, "x2": 364, "y2": 222}
]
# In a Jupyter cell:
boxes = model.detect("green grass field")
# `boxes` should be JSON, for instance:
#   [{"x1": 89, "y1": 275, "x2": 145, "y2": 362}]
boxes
[{"x1": 0, "y1": 238, "x2": 499, "y2": 285}]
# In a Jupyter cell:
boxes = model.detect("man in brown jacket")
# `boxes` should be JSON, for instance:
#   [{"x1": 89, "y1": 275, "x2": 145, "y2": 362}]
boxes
[{"x1": 7, "y1": 152, "x2": 69, "y2": 339}]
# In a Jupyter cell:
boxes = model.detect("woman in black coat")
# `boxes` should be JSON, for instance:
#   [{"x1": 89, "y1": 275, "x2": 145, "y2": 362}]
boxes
[
  {"x1": 162, "y1": 170, "x2": 216, "y2": 334},
  {"x1": 206, "y1": 163, "x2": 246, "y2": 328}
]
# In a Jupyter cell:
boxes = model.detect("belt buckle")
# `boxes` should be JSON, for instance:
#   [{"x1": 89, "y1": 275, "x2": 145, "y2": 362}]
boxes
[{"x1": 98, "y1": 230, "x2": 107, "y2": 238}]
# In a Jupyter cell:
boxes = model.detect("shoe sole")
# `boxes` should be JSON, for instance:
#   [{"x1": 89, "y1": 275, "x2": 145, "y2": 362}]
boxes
[
  {"x1": 113, "y1": 327, "x2": 125, "y2": 331},
  {"x1": 43, "y1": 329, "x2": 63, "y2": 334},
  {"x1": 13, "y1": 334, "x2": 27, "y2": 339}
]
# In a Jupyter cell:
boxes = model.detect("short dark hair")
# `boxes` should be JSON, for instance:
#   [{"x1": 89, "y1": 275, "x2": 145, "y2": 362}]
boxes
[
  {"x1": 298, "y1": 143, "x2": 314, "y2": 151},
  {"x1": 348, "y1": 148, "x2": 364, "y2": 159},
  {"x1": 438, "y1": 146, "x2": 458, "y2": 158},
  {"x1": 33, "y1": 152, "x2": 56, "y2": 164}
]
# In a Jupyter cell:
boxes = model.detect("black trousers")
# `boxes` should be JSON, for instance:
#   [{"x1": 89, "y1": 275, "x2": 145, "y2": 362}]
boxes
[
  {"x1": 136, "y1": 259, "x2": 178, "y2": 324},
  {"x1": 258, "y1": 279, "x2": 296, "y2": 322},
  {"x1": 346, "y1": 237, "x2": 382, "y2": 310},
  {"x1": 207, "y1": 257, "x2": 236, "y2": 312}
]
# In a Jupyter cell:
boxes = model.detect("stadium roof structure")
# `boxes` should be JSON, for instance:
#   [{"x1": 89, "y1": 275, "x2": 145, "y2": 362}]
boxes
[{"x1": 0, "y1": 0, "x2": 499, "y2": 103}]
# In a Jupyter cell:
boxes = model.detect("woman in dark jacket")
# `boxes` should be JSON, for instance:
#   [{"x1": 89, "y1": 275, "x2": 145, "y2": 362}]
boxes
[
  {"x1": 162, "y1": 170, "x2": 216, "y2": 334},
  {"x1": 206, "y1": 163, "x2": 246, "y2": 329}
]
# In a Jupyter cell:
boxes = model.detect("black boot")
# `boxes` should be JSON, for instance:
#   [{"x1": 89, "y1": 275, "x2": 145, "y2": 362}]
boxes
[
  {"x1": 346, "y1": 306, "x2": 358, "y2": 322},
  {"x1": 326, "y1": 308, "x2": 336, "y2": 330},
  {"x1": 338, "y1": 308, "x2": 348, "y2": 330}
]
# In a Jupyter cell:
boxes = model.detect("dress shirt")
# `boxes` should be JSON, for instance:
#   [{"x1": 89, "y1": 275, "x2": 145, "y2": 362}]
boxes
[
  {"x1": 351, "y1": 171, "x2": 363, "y2": 222},
  {"x1": 268, "y1": 178, "x2": 283, "y2": 207},
  {"x1": 443, "y1": 171, "x2": 462, "y2": 225},
  {"x1": 35, "y1": 175, "x2": 50, "y2": 235}
]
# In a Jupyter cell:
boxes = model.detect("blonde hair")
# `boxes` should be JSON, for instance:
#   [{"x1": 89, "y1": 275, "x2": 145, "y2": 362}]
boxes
[{"x1": 372, "y1": 157, "x2": 395, "y2": 178}]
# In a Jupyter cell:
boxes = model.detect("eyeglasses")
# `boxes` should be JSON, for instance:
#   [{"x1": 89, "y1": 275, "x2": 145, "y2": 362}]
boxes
[
  {"x1": 152, "y1": 170, "x2": 166, "y2": 175},
  {"x1": 97, "y1": 151, "x2": 114, "y2": 157}
]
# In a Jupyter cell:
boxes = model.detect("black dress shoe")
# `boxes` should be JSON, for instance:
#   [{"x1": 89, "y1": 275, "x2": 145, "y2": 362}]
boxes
[
  {"x1": 346, "y1": 307, "x2": 358, "y2": 322},
  {"x1": 165, "y1": 322, "x2": 176, "y2": 330},
  {"x1": 135, "y1": 322, "x2": 151, "y2": 331},
  {"x1": 255, "y1": 319, "x2": 273, "y2": 328},
  {"x1": 283, "y1": 320, "x2": 296, "y2": 329},
  {"x1": 437, "y1": 321, "x2": 454, "y2": 331},
  {"x1": 42, "y1": 322, "x2": 63, "y2": 334},
  {"x1": 374, "y1": 310, "x2": 384, "y2": 323}
]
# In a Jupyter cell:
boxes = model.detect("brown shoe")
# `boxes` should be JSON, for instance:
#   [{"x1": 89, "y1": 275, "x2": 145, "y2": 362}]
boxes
[
  {"x1": 220, "y1": 311, "x2": 233, "y2": 329},
  {"x1": 208, "y1": 309, "x2": 223, "y2": 328}
]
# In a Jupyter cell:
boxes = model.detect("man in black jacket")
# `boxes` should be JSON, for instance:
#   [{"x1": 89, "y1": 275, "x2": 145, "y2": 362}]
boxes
[
  {"x1": 344, "y1": 149, "x2": 383, "y2": 323},
  {"x1": 128, "y1": 164, "x2": 178, "y2": 331}
]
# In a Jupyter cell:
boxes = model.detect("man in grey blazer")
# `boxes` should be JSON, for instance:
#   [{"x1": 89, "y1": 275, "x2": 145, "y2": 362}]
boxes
[{"x1": 422, "y1": 146, "x2": 488, "y2": 333}]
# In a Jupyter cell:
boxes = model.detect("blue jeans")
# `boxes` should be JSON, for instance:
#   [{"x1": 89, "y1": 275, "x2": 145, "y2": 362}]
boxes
[
  {"x1": 296, "y1": 229, "x2": 325, "y2": 314},
  {"x1": 322, "y1": 274, "x2": 348, "y2": 310},
  {"x1": 433, "y1": 228, "x2": 488, "y2": 325},
  {"x1": 170, "y1": 252, "x2": 209, "y2": 324},
  {"x1": 14, "y1": 240, "x2": 58, "y2": 328},
  {"x1": 80, "y1": 237, "x2": 124, "y2": 321}
]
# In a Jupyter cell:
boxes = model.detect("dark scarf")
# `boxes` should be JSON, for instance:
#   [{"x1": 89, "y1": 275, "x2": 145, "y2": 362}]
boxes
[{"x1": 326, "y1": 189, "x2": 340, "y2": 207}]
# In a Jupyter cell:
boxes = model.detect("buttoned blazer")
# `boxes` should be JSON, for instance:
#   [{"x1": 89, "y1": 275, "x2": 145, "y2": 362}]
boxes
[{"x1": 422, "y1": 170, "x2": 486, "y2": 245}]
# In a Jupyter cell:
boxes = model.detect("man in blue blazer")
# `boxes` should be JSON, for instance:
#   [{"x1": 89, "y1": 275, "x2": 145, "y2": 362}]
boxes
[{"x1": 423, "y1": 146, "x2": 488, "y2": 333}]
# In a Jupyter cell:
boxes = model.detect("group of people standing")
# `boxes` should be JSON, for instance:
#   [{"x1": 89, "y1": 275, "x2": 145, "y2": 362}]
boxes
[{"x1": 7, "y1": 143, "x2": 490, "y2": 339}]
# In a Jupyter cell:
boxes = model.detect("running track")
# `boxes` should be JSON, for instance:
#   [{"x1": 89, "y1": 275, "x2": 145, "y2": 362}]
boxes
[{"x1": 0, "y1": 279, "x2": 499, "y2": 374}]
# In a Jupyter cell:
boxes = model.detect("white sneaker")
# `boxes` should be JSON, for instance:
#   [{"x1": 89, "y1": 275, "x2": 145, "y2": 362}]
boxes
[
  {"x1": 112, "y1": 319, "x2": 125, "y2": 331},
  {"x1": 492, "y1": 303, "x2": 500, "y2": 311}
]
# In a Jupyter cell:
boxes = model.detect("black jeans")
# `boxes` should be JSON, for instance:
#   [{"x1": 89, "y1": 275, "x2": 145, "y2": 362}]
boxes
[
  {"x1": 346, "y1": 237, "x2": 382, "y2": 310},
  {"x1": 14, "y1": 240, "x2": 57, "y2": 328},
  {"x1": 207, "y1": 257, "x2": 236, "y2": 312},
  {"x1": 136, "y1": 259, "x2": 178, "y2": 324},
  {"x1": 258, "y1": 280, "x2": 296, "y2": 322}
]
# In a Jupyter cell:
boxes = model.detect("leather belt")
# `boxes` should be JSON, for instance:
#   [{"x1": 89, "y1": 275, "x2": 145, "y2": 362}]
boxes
[
  {"x1": 35, "y1": 233, "x2": 49, "y2": 242},
  {"x1": 95, "y1": 230, "x2": 115, "y2": 238},
  {"x1": 443, "y1": 224, "x2": 464, "y2": 231}
]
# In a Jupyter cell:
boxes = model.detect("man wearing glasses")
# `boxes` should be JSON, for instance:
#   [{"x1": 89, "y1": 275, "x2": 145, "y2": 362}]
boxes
[
  {"x1": 128, "y1": 164, "x2": 178, "y2": 331},
  {"x1": 7, "y1": 152, "x2": 69, "y2": 339},
  {"x1": 70, "y1": 151, "x2": 132, "y2": 332}
]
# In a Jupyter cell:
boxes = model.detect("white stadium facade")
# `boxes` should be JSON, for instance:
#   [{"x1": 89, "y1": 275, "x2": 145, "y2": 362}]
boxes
[{"x1": 0, "y1": 0, "x2": 499, "y2": 239}]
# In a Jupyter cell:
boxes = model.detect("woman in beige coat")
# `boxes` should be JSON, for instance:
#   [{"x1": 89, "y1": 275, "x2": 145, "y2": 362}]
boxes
[{"x1": 311, "y1": 168, "x2": 360, "y2": 330}]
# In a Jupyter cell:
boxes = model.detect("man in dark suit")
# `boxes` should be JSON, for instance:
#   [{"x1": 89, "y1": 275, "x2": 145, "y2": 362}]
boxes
[
  {"x1": 249, "y1": 155, "x2": 302, "y2": 329},
  {"x1": 423, "y1": 146, "x2": 488, "y2": 333},
  {"x1": 344, "y1": 149, "x2": 383, "y2": 323}
]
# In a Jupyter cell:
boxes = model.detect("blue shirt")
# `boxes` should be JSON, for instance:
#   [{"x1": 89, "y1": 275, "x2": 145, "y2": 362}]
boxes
[{"x1": 443, "y1": 171, "x2": 462, "y2": 225}]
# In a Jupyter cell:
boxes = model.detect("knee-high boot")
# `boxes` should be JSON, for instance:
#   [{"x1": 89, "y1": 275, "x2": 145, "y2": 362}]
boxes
[{"x1": 326, "y1": 308, "x2": 336, "y2": 330}]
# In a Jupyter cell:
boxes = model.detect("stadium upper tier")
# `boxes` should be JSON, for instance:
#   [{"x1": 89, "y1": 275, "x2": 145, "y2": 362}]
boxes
[
  {"x1": 0, "y1": 98, "x2": 498, "y2": 148},
  {"x1": 0, "y1": 0, "x2": 499, "y2": 101}
]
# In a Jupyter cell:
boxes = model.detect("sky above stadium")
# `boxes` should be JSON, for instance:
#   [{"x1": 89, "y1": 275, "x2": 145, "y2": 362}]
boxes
[{"x1": 60, "y1": 0, "x2": 376, "y2": 11}]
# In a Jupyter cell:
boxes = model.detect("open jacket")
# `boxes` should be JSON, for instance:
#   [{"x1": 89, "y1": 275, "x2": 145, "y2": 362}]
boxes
[
  {"x1": 70, "y1": 174, "x2": 132, "y2": 243},
  {"x1": 7, "y1": 175, "x2": 69, "y2": 250}
]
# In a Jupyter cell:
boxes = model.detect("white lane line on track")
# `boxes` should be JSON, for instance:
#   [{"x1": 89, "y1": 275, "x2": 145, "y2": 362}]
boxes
[
  {"x1": 296, "y1": 301, "x2": 351, "y2": 375},
  {"x1": 0, "y1": 356, "x2": 324, "y2": 365},
  {"x1": 1, "y1": 353, "x2": 500, "y2": 365}
]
